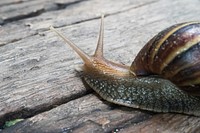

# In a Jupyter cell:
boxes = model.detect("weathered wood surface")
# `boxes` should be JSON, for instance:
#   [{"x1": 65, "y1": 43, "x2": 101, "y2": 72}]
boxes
[{"x1": 1, "y1": 0, "x2": 200, "y2": 132}]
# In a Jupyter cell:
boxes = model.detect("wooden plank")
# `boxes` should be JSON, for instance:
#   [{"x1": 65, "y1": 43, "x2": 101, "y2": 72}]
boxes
[
  {"x1": 1, "y1": 0, "x2": 200, "y2": 132},
  {"x1": 0, "y1": 0, "x2": 29, "y2": 7},
  {"x1": 0, "y1": 0, "x2": 156, "y2": 127},
  {"x1": 0, "y1": 0, "x2": 84, "y2": 45},
  {"x1": 2, "y1": 94, "x2": 152, "y2": 133},
  {"x1": 0, "y1": 0, "x2": 157, "y2": 45},
  {"x1": 120, "y1": 114, "x2": 200, "y2": 133},
  {"x1": 0, "y1": 0, "x2": 82, "y2": 24}
]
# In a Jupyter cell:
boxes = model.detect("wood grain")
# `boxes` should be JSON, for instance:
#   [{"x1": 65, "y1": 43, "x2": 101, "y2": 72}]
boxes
[{"x1": 1, "y1": 0, "x2": 200, "y2": 132}]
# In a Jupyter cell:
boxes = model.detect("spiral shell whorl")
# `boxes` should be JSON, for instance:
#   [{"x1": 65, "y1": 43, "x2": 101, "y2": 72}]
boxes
[{"x1": 131, "y1": 22, "x2": 200, "y2": 90}]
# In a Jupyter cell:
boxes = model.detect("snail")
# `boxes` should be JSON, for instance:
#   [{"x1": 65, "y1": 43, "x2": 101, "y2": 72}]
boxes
[{"x1": 50, "y1": 15, "x2": 200, "y2": 116}]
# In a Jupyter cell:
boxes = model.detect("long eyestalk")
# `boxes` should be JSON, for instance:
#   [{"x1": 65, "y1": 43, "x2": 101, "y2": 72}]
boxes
[
  {"x1": 94, "y1": 14, "x2": 104, "y2": 57},
  {"x1": 49, "y1": 26, "x2": 92, "y2": 65}
]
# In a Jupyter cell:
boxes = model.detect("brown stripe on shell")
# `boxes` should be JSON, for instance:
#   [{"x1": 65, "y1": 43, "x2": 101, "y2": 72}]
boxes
[
  {"x1": 171, "y1": 62, "x2": 200, "y2": 87},
  {"x1": 152, "y1": 23, "x2": 200, "y2": 74},
  {"x1": 131, "y1": 36, "x2": 157, "y2": 75},
  {"x1": 131, "y1": 23, "x2": 187, "y2": 75},
  {"x1": 149, "y1": 22, "x2": 200, "y2": 72},
  {"x1": 162, "y1": 40, "x2": 200, "y2": 79},
  {"x1": 161, "y1": 41, "x2": 200, "y2": 89}
]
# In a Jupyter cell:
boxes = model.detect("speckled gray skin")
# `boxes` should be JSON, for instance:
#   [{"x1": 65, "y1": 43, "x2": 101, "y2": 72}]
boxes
[{"x1": 84, "y1": 74, "x2": 200, "y2": 116}]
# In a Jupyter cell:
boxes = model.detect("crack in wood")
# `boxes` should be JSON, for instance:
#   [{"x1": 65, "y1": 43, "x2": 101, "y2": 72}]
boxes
[
  {"x1": 0, "y1": 0, "x2": 88, "y2": 25},
  {"x1": 0, "y1": 90, "x2": 91, "y2": 129}
]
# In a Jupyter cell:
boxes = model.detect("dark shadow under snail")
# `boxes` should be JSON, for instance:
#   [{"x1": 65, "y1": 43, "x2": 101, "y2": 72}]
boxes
[{"x1": 50, "y1": 15, "x2": 200, "y2": 116}]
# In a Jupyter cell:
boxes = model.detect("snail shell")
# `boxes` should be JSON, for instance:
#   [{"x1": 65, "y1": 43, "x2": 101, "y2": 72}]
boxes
[
  {"x1": 50, "y1": 15, "x2": 200, "y2": 116},
  {"x1": 132, "y1": 22, "x2": 200, "y2": 92}
]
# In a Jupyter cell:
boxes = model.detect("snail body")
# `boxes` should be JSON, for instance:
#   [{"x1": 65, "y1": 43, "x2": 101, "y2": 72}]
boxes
[{"x1": 50, "y1": 15, "x2": 200, "y2": 116}]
